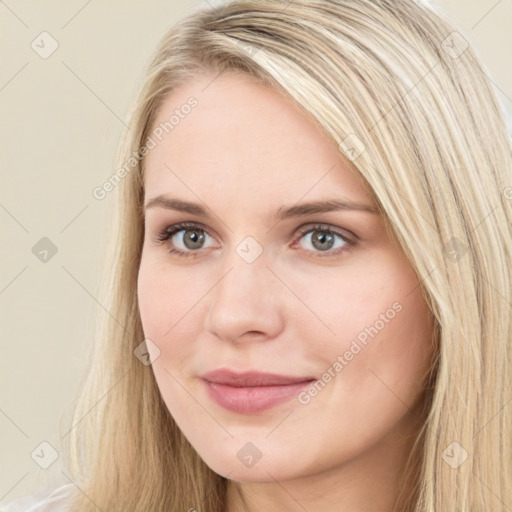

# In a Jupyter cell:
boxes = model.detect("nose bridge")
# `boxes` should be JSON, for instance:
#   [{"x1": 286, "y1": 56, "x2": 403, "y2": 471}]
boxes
[
  {"x1": 217, "y1": 236, "x2": 271, "y2": 305},
  {"x1": 204, "y1": 237, "x2": 283, "y2": 341}
]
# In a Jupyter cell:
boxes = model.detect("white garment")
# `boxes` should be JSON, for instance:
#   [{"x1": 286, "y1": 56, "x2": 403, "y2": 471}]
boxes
[{"x1": 0, "y1": 484, "x2": 75, "y2": 512}]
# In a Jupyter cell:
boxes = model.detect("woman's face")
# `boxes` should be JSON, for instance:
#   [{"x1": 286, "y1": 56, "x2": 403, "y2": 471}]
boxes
[{"x1": 137, "y1": 71, "x2": 435, "y2": 485}]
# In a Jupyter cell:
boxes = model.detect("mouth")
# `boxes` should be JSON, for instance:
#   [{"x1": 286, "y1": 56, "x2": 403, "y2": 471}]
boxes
[{"x1": 200, "y1": 368, "x2": 317, "y2": 414}]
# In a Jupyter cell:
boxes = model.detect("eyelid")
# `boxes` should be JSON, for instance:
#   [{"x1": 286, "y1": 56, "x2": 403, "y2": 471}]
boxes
[
  {"x1": 152, "y1": 220, "x2": 357, "y2": 259},
  {"x1": 153, "y1": 219, "x2": 355, "y2": 240},
  {"x1": 152, "y1": 221, "x2": 220, "y2": 247},
  {"x1": 294, "y1": 223, "x2": 356, "y2": 243}
]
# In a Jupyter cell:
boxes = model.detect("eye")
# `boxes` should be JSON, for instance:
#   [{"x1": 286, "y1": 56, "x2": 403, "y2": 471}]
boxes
[
  {"x1": 153, "y1": 222, "x2": 215, "y2": 258},
  {"x1": 152, "y1": 222, "x2": 356, "y2": 259},
  {"x1": 293, "y1": 224, "x2": 355, "y2": 258}
]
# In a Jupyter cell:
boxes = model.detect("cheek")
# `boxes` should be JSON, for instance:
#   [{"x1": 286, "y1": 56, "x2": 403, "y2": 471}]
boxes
[
  {"x1": 137, "y1": 260, "x2": 166, "y2": 337},
  {"x1": 294, "y1": 277, "x2": 433, "y2": 458},
  {"x1": 296, "y1": 252, "x2": 434, "y2": 402},
  {"x1": 285, "y1": 256, "x2": 407, "y2": 346},
  {"x1": 137, "y1": 259, "x2": 182, "y2": 368},
  {"x1": 137, "y1": 259, "x2": 200, "y2": 416},
  {"x1": 137, "y1": 256, "x2": 196, "y2": 335},
  {"x1": 369, "y1": 285, "x2": 435, "y2": 401},
  {"x1": 137, "y1": 256, "x2": 208, "y2": 372}
]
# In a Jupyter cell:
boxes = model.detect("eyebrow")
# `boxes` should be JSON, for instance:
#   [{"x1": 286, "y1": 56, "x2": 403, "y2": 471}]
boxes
[{"x1": 144, "y1": 195, "x2": 379, "y2": 221}]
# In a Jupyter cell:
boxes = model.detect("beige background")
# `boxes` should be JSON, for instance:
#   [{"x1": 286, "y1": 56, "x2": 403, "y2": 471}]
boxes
[{"x1": 1, "y1": 0, "x2": 511, "y2": 503}]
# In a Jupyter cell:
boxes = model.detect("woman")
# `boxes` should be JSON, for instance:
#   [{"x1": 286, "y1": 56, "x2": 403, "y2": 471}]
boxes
[{"x1": 2, "y1": 0, "x2": 511, "y2": 510}]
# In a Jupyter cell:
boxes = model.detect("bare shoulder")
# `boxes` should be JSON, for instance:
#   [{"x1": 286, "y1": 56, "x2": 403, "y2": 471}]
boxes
[{"x1": 0, "y1": 483, "x2": 75, "y2": 512}]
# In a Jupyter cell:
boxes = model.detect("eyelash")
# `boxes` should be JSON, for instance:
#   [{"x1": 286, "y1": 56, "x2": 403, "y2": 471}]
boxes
[{"x1": 153, "y1": 221, "x2": 356, "y2": 259}]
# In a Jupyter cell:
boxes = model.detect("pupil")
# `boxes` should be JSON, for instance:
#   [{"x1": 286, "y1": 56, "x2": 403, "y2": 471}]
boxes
[
  {"x1": 313, "y1": 230, "x2": 334, "y2": 250},
  {"x1": 184, "y1": 230, "x2": 204, "y2": 249}
]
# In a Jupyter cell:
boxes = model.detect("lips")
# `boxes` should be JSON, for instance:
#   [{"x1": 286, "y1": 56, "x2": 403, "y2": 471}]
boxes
[
  {"x1": 200, "y1": 368, "x2": 317, "y2": 414},
  {"x1": 200, "y1": 368, "x2": 316, "y2": 387}
]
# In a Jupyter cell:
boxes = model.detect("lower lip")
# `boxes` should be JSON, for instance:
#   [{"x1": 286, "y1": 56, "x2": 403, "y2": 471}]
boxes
[{"x1": 202, "y1": 379, "x2": 316, "y2": 414}]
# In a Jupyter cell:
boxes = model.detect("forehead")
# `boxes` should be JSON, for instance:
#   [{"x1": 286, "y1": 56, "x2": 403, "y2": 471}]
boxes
[{"x1": 143, "y1": 71, "x2": 371, "y2": 211}]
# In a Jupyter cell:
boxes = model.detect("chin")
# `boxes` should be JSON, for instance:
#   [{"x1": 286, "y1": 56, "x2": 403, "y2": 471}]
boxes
[{"x1": 196, "y1": 445, "x2": 293, "y2": 480}]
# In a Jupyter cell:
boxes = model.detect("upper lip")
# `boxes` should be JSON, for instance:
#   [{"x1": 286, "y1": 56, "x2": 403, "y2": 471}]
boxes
[{"x1": 200, "y1": 368, "x2": 316, "y2": 387}]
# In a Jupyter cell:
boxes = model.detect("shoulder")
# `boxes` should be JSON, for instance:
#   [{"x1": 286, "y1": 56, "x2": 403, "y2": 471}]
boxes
[{"x1": 0, "y1": 483, "x2": 75, "y2": 512}]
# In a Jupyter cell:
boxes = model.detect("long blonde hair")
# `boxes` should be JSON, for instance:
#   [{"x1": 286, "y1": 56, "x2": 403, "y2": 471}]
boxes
[{"x1": 62, "y1": 1, "x2": 512, "y2": 510}]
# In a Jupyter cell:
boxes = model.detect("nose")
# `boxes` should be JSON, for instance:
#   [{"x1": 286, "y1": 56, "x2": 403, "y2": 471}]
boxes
[{"x1": 203, "y1": 246, "x2": 285, "y2": 344}]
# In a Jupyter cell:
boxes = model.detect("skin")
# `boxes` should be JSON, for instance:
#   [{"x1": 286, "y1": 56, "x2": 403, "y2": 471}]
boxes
[{"x1": 137, "y1": 70, "x2": 436, "y2": 512}]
